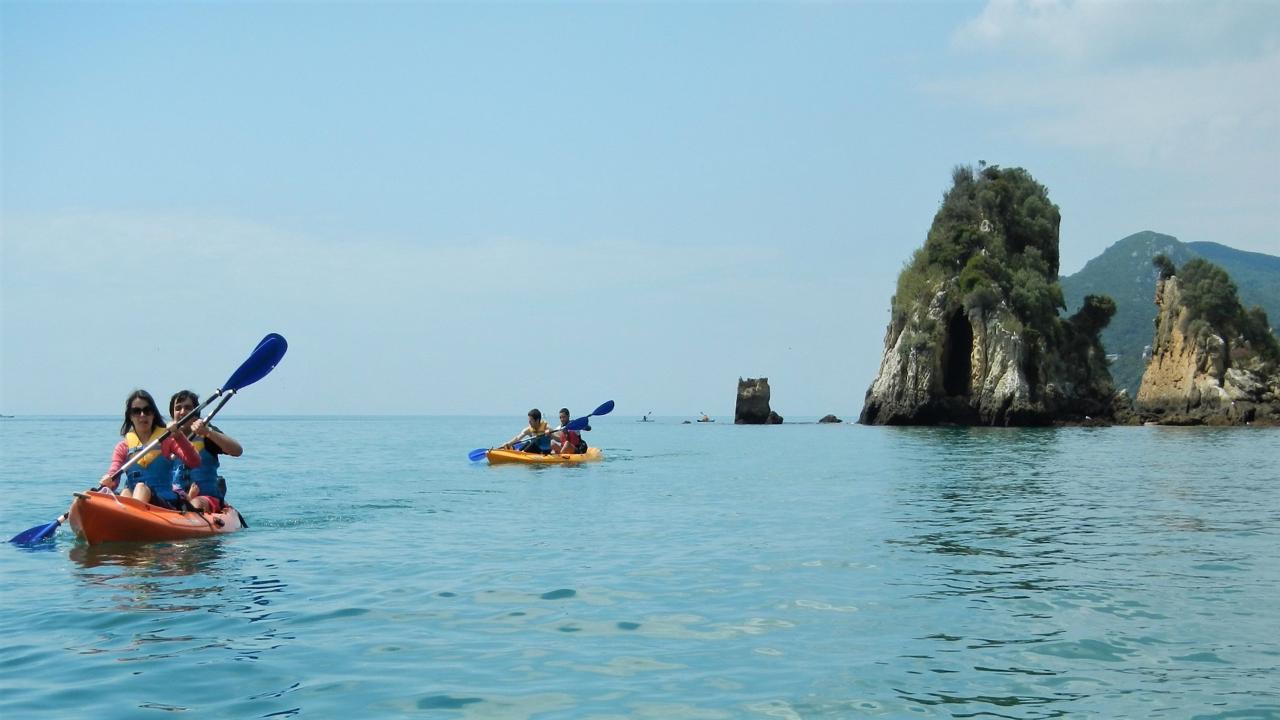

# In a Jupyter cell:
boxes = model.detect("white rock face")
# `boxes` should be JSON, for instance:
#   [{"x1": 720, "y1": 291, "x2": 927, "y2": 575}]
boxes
[{"x1": 860, "y1": 285, "x2": 1047, "y2": 426}]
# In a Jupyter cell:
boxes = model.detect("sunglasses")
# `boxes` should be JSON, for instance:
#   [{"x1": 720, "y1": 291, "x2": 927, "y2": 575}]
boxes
[{"x1": 129, "y1": 406, "x2": 152, "y2": 417}]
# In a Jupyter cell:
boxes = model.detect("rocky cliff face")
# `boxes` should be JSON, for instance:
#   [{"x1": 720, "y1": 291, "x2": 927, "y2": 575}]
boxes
[
  {"x1": 859, "y1": 286, "x2": 1117, "y2": 425},
  {"x1": 859, "y1": 165, "x2": 1120, "y2": 426},
  {"x1": 1136, "y1": 275, "x2": 1280, "y2": 424}
]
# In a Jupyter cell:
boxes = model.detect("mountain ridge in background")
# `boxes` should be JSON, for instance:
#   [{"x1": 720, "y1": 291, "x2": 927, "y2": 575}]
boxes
[{"x1": 1061, "y1": 231, "x2": 1280, "y2": 395}]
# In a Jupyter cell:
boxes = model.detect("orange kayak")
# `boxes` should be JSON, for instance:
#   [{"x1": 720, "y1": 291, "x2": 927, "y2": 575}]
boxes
[
  {"x1": 68, "y1": 491, "x2": 244, "y2": 545},
  {"x1": 486, "y1": 447, "x2": 604, "y2": 465}
]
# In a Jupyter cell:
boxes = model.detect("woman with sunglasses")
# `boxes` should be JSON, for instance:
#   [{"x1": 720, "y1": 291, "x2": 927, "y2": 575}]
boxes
[
  {"x1": 168, "y1": 389, "x2": 243, "y2": 513},
  {"x1": 98, "y1": 390, "x2": 201, "y2": 508}
]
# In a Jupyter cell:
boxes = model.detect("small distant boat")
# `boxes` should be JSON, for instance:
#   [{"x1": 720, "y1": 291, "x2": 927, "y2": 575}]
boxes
[
  {"x1": 486, "y1": 447, "x2": 604, "y2": 465},
  {"x1": 68, "y1": 491, "x2": 244, "y2": 545}
]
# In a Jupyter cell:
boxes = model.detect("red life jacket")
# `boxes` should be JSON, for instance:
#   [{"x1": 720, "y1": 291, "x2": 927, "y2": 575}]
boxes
[{"x1": 564, "y1": 429, "x2": 586, "y2": 451}]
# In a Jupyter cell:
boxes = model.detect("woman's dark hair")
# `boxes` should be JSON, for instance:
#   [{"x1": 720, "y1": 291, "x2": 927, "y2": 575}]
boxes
[
  {"x1": 528, "y1": 408, "x2": 542, "y2": 422},
  {"x1": 169, "y1": 389, "x2": 200, "y2": 418},
  {"x1": 120, "y1": 389, "x2": 167, "y2": 436},
  {"x1": 559, "y1": 407, "x2": 570, "y2": 416}
]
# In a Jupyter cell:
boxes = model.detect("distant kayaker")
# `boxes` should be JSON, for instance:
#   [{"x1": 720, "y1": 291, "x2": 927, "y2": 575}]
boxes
[
  {"x1": 502, "y1": 408, "x2": 552, "y2": 454},
  {"x1": 99, "y1": 390, "x2": 201, "y2": 509},
  {"x1": 699, "y1": 412, "x2": 711, "y2": 422},
  {"x1": 551, "y1": 407, "x2": 589, "y2": 454},
  {"x1": 169, "y1": 390, "x2": 243, "y2": 513}
]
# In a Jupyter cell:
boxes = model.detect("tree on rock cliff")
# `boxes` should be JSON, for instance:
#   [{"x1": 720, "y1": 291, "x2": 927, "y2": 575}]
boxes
[
  {"x1": 1136, "y1": 256, "x2": 1280, "y2": 424},
  {"x1": 862, "y1": 165, "x2": 1118, "y2": 426},
  {"x1": 1157, "y1": 257, "x2": 1279, "y2": 367}
]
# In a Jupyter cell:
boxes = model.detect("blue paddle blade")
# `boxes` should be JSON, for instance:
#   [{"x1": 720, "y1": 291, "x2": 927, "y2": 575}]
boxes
[
  {"x1": 9, "y1": 518, "x2": 61, "y2": 545},
  {"x1": 591, "y1": 400, "x2": 615, "y2": 417},
  {"x1": 468, "y1": 448, "x2": 489, "y2": 462},
  {"x1": 565, "y1": 417, "x2": 590, "y2": 432},
  {"x1": 222, "y1": 333, "x2": 288, "y2": 392}
]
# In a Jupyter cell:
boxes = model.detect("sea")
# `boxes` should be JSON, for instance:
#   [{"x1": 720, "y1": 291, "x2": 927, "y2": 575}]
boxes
[{"x1": 1, "y1": 415, "x2": 1278, "y2": 719}]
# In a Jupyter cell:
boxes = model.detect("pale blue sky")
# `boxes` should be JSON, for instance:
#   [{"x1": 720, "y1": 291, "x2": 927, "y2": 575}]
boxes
[{"x1": 3, "y1": 1, "x2": 1278, "y2": 416}]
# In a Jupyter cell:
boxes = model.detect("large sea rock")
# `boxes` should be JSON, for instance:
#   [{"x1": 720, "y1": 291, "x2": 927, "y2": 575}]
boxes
[
  {"x1": 735, "y1": 377, "x2": 782, "y2": 424},
  {"x1": 859, "y1": 164, "x2": 1120, "y2": 426}
]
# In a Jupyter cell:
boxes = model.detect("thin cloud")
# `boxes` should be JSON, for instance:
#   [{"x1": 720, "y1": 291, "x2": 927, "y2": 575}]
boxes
[
  {"x1": 934, "y1": 1, "x2": 1280, "y2": 176},
  {"x1": 953, "y1": 0, "x2": 1279, "y2": 67}
]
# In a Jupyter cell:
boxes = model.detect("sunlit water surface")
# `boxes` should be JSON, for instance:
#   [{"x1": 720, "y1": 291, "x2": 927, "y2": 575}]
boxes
[{"x1": 2, "y1": 416, "x2": 1278, "y2": 719}]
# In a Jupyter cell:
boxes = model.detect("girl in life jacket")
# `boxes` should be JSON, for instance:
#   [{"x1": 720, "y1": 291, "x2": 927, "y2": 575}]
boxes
[
  {"x1": 99, "y1": 390, "x2": 201, "y2": 509},
  {"x1": 551, "y1": 407, "x2": 589, "y2": 454},
  {"x1": 169, "y1": 389, "x2": 244, "y2": 513}
]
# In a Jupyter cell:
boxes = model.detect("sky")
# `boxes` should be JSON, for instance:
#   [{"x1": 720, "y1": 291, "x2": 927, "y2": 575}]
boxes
[{"x1": 2, "y1": 0, "x2": 1278, "y2": 417}]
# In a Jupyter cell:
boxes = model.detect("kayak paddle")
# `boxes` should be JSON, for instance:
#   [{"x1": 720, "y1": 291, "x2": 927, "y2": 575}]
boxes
[
  {"x1": 8, "y1": 333, "x2": 287, "y2": 545},
  {"x1": 467, "y1": 400, "x2": 615, "y2": 461}
]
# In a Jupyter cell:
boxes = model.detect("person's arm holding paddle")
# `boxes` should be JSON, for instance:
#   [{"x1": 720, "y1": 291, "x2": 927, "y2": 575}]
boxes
[
  {"x1": 190, "y1": 418, "x2": 243, "y2": 457},
  {"x1": 99, "y1": 440, "x2": 131, "y2": 492}
]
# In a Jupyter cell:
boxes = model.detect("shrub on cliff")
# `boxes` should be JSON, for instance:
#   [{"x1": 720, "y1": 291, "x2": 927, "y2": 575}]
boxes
[
  {"x1": 1159, "y1": 257, "x2": 1280, "y2": 366},
  {"x1": 1070, "y1": 295, "x2": 1118, "y2": 337}
]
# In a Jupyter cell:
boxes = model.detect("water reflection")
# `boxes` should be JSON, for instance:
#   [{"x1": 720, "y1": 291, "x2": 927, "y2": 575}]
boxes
[
  {"x1": 880, "y1": 428, "x2": 1118, "y2": 717},
  {"x1": 63, "y1": 540, "x2": 295, "y2": 666},
  {"x1": 69, "y1": 540, "x2": 230, "y2": 613},
  {"x1": 887, "y1": 427, "x2": 1079, "y2": 571},
  {"x1": 70, "y1": 539, "x2": 226, "y2": 575}
]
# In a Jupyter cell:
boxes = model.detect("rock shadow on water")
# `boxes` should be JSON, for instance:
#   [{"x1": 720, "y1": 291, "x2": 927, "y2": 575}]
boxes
[
  {"x1": 1031, "y1": 638, "x2": 1135, "y2": 662},
  {"x1": 410, "y1": 692, "x2": 574, "y2": 716},
  {"x1": 416, "y1": 695, "x2": 483, "y2": 710}
]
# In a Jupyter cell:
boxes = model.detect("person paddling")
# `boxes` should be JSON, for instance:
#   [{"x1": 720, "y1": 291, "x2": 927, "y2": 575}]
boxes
[
  {"x1": 503, "y1": 408, "x2": 552, "y2": 454},
  {"x1": 551, "y1": 408, "x2": 589, "y2": 454},
  {"x1": 169, "y1": 390, "x2": 243, "y2": 513},
  {"x1": 99, "y1": 390, "x2": 201, "y2": 509}
]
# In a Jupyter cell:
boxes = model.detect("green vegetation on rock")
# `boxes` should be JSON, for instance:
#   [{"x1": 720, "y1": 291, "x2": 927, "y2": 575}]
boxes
[
  {"x1": 894, "y1": 164, "x2": 1106, "y2": 369},
  {"x1": 1168, "y1": 257, "x2": 1280, "y2": 366}
]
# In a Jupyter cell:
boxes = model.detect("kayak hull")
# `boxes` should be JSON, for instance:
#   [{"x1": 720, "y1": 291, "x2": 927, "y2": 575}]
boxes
[
  {"x1": 68, "y1": 491, "x2": 243, "y2": 545},
  {"x1": 486, "y1": 447, "x2": 604, "y2": 465}
]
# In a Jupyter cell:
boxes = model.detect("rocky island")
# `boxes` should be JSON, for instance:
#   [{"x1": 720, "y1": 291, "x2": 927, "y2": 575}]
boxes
[
  {"x1": 860, "y1": 164, "x2": 1121, "y2": 426},
  {"x1": 1136, "y1": 256, "x2": 1280, "y2": 425}
]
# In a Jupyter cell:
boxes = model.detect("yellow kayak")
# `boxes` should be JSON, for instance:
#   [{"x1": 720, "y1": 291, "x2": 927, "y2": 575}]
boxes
[{"x1": 486, "y1": 447, "x2": 604, "y2": 465}]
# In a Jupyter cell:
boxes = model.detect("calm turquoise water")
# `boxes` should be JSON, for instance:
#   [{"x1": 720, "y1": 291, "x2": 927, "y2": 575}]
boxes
[{"x1": 2, "y1": 416, "x2": 1278, "y2": 719}]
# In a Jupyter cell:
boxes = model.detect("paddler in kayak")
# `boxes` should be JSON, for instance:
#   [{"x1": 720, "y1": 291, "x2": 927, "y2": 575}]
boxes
[
  {"x1": 502, "y1": 408, "x2": 553, "y2": 454},
  {"x1": 551, "y1": 407, "x2": 590, "y2": 454},
  {"x1": 99, "y1": 390, "x2": 201, "y2": 509},
  {"x1": 169, "y1": 390, "x2": 243, "y2": 513}
]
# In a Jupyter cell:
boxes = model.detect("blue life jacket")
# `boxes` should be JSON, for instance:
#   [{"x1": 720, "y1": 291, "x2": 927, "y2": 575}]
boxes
[
  {"x1": 123, "y1": 429, "x2": 178, "y2": 502},
  {"x1": 173, "y1": 432, "x2": 223, "y2": 499}
]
